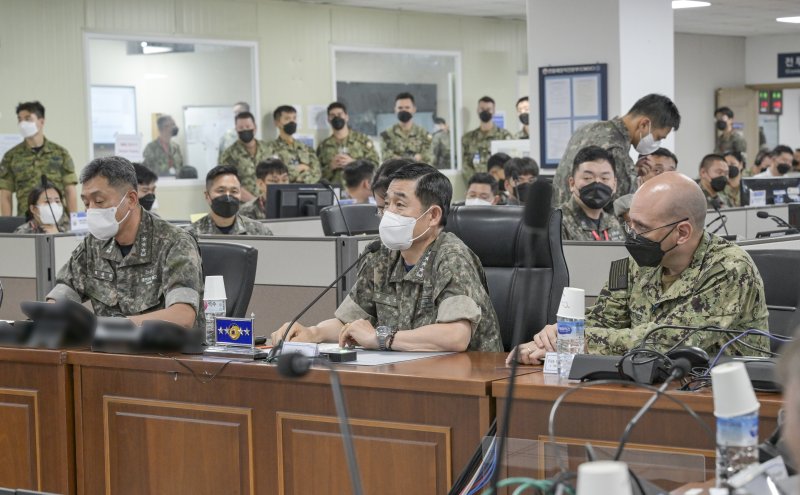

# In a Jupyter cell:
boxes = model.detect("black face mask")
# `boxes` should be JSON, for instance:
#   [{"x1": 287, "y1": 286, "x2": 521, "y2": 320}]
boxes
[
  {"x1": 283, "y1": 122, "x2": 297, "y2": 135},
  {"x1": 624, "y1": 218, "x2": 686, "y2": 268},
  {"x1": 710, "y1": 175, "x2": 729, "y2": 192},
  {"x1": 139, "y1": 194, "x2": 156, "y2": 211},
  {"x1": 397, "y1": 111, "x2": 413, "y2": 123},
  {"x1": 716, "y1": 120, "x2": 728, "y2": 131},
  {"x1": 238, "y1": 129, "x2": 255, "y2": 143},
  {"x1": 519, "y1": 112, "x2": 529, "y2": 126},
  {"x1": 578, "y1": 182, "x2": 613, "y2": 209},
  {"x1": 330, "y1": 116, "x2": 346, "y2": 131},
  {"x1": 171, "y1": 127, "x2": 179, "y2": 137},
  {"x1": 478, "y1": 111, "x2": 493, "y2": 123},
  {"x1": 210, "y1": 195, "x2": 240, "y2": 218},
  {"x1": 728, "y1": 165, "x2": 740, "y2": 179},
  {"x1": 778, "y1": 163, "x2": 792, "y2": 175}
]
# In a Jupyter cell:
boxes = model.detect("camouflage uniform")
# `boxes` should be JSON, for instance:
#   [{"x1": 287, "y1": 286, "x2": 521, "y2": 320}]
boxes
[
  {"x1": 47, "y1": 209, "x2": 205, "y2": 328},
  {"x1": 142, "y1": 139, "x2": 183, "y2": 177},
  {"x1": 586, "y1": 232, "x2": 770, "y2": 356},
  {"x1": 461, "y1": 126, "x2": 513, "y2": 181},
  {"x1": 218, "y1": 129, "x2": 238, "y2": 162},
  {"x1": 0, "y1": 138, "x2": 77, "y2": 217},
  {"x1": 552, "y1": 117, "x2": 634, "y2": 206},
  {"x1": 187, "y1": 213, "x2": 272, "y2": 236},
  {"x1": 515, "y1": 129, "x2": 529, "y2": 140},
  {"x1": 334, "y1": 231, "x2": 502, "y2": 352},
  {"x1": 559, "y1": 196, "x2": 625, "y2": 241},
  {"x1": 715, "y1": 131, "x2": 747, "y2": 154},
  {"x1": 239, "y1": 197, "x2": 266, "y2": 220},
  {"x1": 317, "y1": 130, "x2": 380, "y2": 185},
  {"x1": 14, "y1": 213, "x2": 71, "y2": 234},
  {"x1": 380, "y1": 123, "x2": 434, "y2": 165},
  {"x1": 219, "y1": 140, "x2": 271, "y2": 196},
  {"x1": 701, "y1": 185, "x2": 734, "y2": 209},
  {"x1": 724, "y1": 184, "x2": 743, "y2": 207},
  {"x1": 265, "y1": 137, "x2": 321, "y2": 184},
  {"x1": 431, "y1": 130, "x2": 451, "y2": 169}
]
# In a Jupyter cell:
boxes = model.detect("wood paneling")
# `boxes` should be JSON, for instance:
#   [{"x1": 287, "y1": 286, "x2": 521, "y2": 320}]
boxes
[{"x1": 0, "y1": 390, "x2": 39, "y2": 491}]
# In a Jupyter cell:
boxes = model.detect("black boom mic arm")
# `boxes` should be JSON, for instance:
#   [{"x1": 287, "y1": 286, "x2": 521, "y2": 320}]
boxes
[
  {"x1": 319, "y1": 179, "x2": 352, "y2": 237},
  {"x1": 757, "y1": 210, "x2": 797, "y2": 231}
]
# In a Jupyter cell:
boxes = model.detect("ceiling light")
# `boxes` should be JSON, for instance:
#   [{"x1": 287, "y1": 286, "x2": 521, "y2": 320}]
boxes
[
  {"x1": 672, "y1": 1, "x2": 711, "y2": 9},
  {"x1": 776, "y1": 16, "x2": 800, "y2": 24},
  {"x1": 142, "y1": 45, "x2": 172, "y2": 55}
]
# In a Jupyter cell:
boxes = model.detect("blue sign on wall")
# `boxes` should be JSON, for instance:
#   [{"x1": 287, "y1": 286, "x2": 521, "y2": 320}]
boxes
[{"x1": 778, "y1": 53, "x2": 800, "y2": 78}]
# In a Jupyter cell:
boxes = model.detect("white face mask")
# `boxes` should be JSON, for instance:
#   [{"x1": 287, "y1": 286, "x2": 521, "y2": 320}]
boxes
[
  {"x1": 464, "y1": 198, "x2": 493, "y2": 207},
  {"x1": 37, "y1": 202, "x2": 63, "y2": 226},
  {"x1": 87, "y1": 195, "x2": 131, "y2": 241},
  {"x1": 635, "y1": 122, "x2": 662, "y2": 155},
  {"x1": 379, "y1": 207, "x2": 432, "y2": 251},
  {"x1": 19, "y1": 120, "x2": 38, "y2": 138}
]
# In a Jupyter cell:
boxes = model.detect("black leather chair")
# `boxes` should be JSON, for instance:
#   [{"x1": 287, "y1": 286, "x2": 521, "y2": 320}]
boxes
[
  {"x1": 0, "y1": 216, "x2": 26, "y2": 233},
  {"x1": 445, "y1": 205, "x2": 569, "y2": 351},
  {"x1": 748, "y1": 249, "x2": 800, "y2": 352},
  {"x1": 198, "y1": 241, "x2": 258, "y2": 317},
  {"x1": 320, "y1": 203, "x2": 380, "y2": 236}
]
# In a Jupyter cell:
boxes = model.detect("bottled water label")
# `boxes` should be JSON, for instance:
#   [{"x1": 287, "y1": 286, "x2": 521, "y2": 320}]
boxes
[
  {"x1": 557, "y1": 320, "x2": 583, "y2": 339},
  {"x1": 204, "y1": 299, "x2": 226, "y2": 345},
  {"x1": 556, "y1": 318, "x2": 584, "y2": 378},
  {"x1": 716, "y1": 412, "x2": 759, "y2": 486}
]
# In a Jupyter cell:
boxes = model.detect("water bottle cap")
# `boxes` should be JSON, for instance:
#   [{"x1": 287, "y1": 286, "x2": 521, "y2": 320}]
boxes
[
  {"x1": 576, "y1": 461, "x2": 632, "y2": 495},
  {"x1": 711, "y1": 361, "x2": 760, "y2": 418},
  {"x1": 556, "y1": 287, "x2": 585, "y2": 319},
  {"x1": 203, "y1": 275, "x2": 227, "y2": 301}
]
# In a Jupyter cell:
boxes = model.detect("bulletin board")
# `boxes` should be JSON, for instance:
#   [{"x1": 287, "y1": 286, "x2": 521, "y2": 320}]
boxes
[
  {"x1": 183, "y1": 105, "x2": 232, "y2": 174},
  {"x1": 538, "y1": 64, "x2": 607, "y2": 169}
]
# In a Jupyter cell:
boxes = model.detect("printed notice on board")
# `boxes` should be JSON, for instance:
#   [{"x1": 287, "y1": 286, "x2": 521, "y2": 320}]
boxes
[
  {"x1": 572, "y1": 76, "x2": 600, "y2": 117},
  {"x1": 545, "y1": 78, "x2": 571, "y2": 118},
  {"x1": 546, "y1": 120, "x2": 572, "y2": 162}
]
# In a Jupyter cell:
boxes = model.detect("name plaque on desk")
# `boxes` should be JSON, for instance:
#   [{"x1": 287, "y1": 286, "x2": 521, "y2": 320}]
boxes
[{"x1": 205, "y1": 316, "x2": 266, "y2": 359}]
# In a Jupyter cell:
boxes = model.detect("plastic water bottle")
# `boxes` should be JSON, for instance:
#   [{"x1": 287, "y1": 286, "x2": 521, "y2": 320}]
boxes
[
  {"x1": 556, "y1": 287, "x2": 585, "y2": 379},
  {"x1": 203, "y1": 276, "x2": 227, "y2": 346}
]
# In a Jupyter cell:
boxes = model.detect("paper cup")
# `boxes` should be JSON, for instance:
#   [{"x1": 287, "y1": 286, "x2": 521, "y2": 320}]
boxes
[
  {"x1": 204, "y1": 275, "x2": 227, "y2": 301},
  {"x1": 576, "y1": 461, "x2": 632, "y2": 495},
  {"x1": 711, "y1": 361, "x2": 760, "y2": 418},
  {"x1": 556, "y1": 287, "x2": 585, "y2": 319}
]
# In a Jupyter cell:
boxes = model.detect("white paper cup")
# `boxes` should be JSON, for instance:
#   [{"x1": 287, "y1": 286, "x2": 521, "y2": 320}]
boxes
[
  {"x1": 711, "y1": 361, "x2": 760, "y2": 418},
  {"x1": 576, "y1": 461, "x2": 632, "y2": 495},
  {"x1": 557, "y1": 287, "x2": 585, "y2": 319},
  {"x1": 203, "y1": 275, "x2": 227, "y2": 301}
]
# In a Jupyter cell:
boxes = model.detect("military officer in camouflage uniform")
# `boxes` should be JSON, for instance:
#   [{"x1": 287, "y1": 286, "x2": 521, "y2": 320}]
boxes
[
  {"x1": 698, "y1": 154, "x2": 734, "y2": 209},
  {"x1": 271, "y1": 163, "x2": 502, "y2": 352},
  {"x1": 560, "y1": 146, "x2": 624, "y2": 242},
  {"x1": 380, "y1": 93, "x2": 434, "y2": 165},
  {"x1": 188, "y1": 166, "x2": 272, "y2": 236},
  {"x1": 218, "y1": 102, "x2": 250, "y2": 161},
  {"x1": 714, "y1": 107, "x2": 747, "y2": 155},
  {"x1": 239, "y1": 159, "x2": 289, "y2": 220},
  {"x1": 515, "y1": 96, "x2": 530, "y2": 139},
  {"x1": 462, "y1": 96, "x2": 513, "y2": 181},
  {"x1": 47, "y1": 156, "x2": 204, "y2": 329},
  {"x1": 510, "y1": 172, "x2": 769, "y2": 365},
  {"x1": 14, "y1": 181, "x2": 71, "y2": 234},
  {"x1": 552, "y1": 94, "x2": 681, "y2": 206},
  {"x1": 265, "y1": 105, "x2": 321, "y2": 184},
  {"x1": 219, "y1": 111, "x2": 269, "y2": 202},
  {"x1": 431, "y1": 117, "x2": 451, "y2": 169},
  {"x1": 0, "y1": 101, "x2": 78, "y2": 216},
  {"x1": 723, "y1": 151, "x2": 746, "y2": 207},
  {"x1": 317, "y1": 102, "x2": 379, "y2": 186},
  {"x1": 143, "y1": 115, "x2": 183, "y2": 177}
]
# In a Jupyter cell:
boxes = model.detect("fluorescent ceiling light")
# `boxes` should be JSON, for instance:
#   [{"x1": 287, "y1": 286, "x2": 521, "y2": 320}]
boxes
[
  {"x1": 672, "y1": 1, "x2": 711, "y2": 9},
  {"x1": 142, "y1": 45, "x2": 172, "y2": 55},
  {"x1": 776, "y1": 16, "x2": 800, "y2": 23}
]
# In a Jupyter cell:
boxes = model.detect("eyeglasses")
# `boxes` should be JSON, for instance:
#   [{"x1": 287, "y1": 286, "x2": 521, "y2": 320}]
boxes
[{"x1": 624, "y1": 217, "x2": 688, "y2": 241}]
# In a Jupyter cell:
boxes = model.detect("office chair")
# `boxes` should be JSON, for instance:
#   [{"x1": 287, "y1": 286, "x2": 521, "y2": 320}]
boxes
[
  {"x1": 748, "y1": 249, "x2": 800, "y2": 352},
  {"x1": 320, "y1": 203, "x2": 380, "y2": 236},
  {"x1": 198, "y1": 241, "x2": 258, "y2": 317},
  {"x1": 0, "y1": 216, "x2": 27, "y2": 233}
]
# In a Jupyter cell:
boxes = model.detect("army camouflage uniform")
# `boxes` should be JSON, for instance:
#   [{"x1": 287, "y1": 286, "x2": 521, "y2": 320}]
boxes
[
  {"x1": 559, "y1": 197, "x2": 625, "y2": 241},
  {"x1": 265, "y1": 137, "x2": 321, "y2": 184},
  {"x1": 380, "y1": 123, "x2": 434, "y2": 165},
  {"x1": 239, "y1": 197, "x2": 266, "y2": 220},
  {"x1": 586, "y1": 232, "x2": 770, "y2": 356},
  {"x1": 187, "y1": 213, "x2": 272, "y2": 236},
  {"x1": 715, "y1": 131, "x2": 747, "y2": 155},
  {"x1": 515, "y1": 129, "x2": 529, "y2": 140},
  {"x1": 142, "y1": 139, "x2": 183, "y2": 177},
  {"x1": 14, "y1": 213, "x2": 71, "y2": 234},
  {"x1": 552, "y1": 117, "x2": 635, "y2": 206},
  {"x1": 47, "y1": 209, "x2": 206, "y2": 328},
  {"x1": 0, "y1": 138, "x2": 77, "y2": 217},
  {"x1": 461, "y1": 126, "x2": 513, "y2": 181},
  {"x1": 724, "y1": 183, "x2": 744, "y2": 207},
  {"x1": 218, "y1": 129, "x2": 238, "y2": 162},
  {"x1": 334, "y1": 231, "x2": 502, "y2": 352},
  {"x1": 701, "y1": 185, "x2": 734, "y2": 209},
  {"x1": 317, "y1": 130, "x2": 380, "y2": 185},
  {"x1": 219, "y1": 140, "x2": 271, "y2": 197},
  {"x1": 431, "y1": 130, "x2": 451, "y2": 169}
]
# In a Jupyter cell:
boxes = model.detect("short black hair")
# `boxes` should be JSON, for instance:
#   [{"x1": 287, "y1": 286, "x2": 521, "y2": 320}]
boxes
[
  {"x1": 372, "y1": 158, "x2": 415, "y2": 198},
  {"x1": 233, "y1": 101, "x2": 250, "y2": 111},
  {"x1": 395, "y1": 92, "x2": 415, "y2": 105},
  {"x1": 478, "y1": 96, "x2": 495, "y2": 105},
  {"x1": 16, "y1": 101, "x2": 45, "y2": 119},
  {"x1": 504, "y1": 157, "x2": 539, "y2": 180},
  {"x1": 205, "y1": 165, "x2": 240, "y2": 190},
  {"x1": 327, "y1": 102, "x2": 347, "y2": 114},
  {"x1": 273, "y1": 105, "x2": 296, "y2": 121},
  {"x1": 235, "y1": 111, "x2": 256, "y2": 124},
  {"x1": 723, "y1": 150, "x2": 745, "y2": 166},
  {"x1": 649, "y1": 147, "x2": 679, "y2": 166},
  {"x1": 627, "y1": 94, "x2": 681, "y2": 131},
  {"x1": 488, "y1": 152, "x2": 512, "y2": 172},
  {"x1": 387, "y1": 163, "x2": 451, "y2": 227},
  {"x1": 433, "y1": 117, "x2": 446, "y2": 125},
  {"x1": 699, "y1": 153, "x2": 727, "y2": 172},
  {"x1": 133, "y1": 163, "x2": 158, "y2": 186},
  {"x1": 755, "y1": 150, "x2": 771, "y2": 166},
  {"x1": 343, "y1": 159, "x2": 376, "y2": 189},
  {"x1": 25, "y1": 181, "x2": 63, "y2": 222},
  {"x1": 774, "y1": 144, "x2": 794, "y2": 157},
  {"x1": 256, "y1": 159, "x2": 288, "y2": 180},
  {"x1": 80, "y1": 156, "x2": 138, "y2": 192},
  {"x1": 572, "y1": 146, "x2": 616, "y2": 176},
  {"x1": 156, "y1": 115, "x2": 174, "y2": 130},
  {"x1": 516, "y1": 96, "x2": 529, "y2": 107},
  {"x1": 714, "y1": 107, "x2": 734, "y2": 119},
  {"x1": 468, "y1": 172, "x2": 499, "y2": 195}
]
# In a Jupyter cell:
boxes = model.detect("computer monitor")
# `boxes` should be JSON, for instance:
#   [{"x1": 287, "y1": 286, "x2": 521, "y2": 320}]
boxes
[
  {"x1": 265, "y1": 184, "x2": 335, "y2": 219},
  {"x1": 741, "y1": 177, "x2": 800, "y2": 206}
]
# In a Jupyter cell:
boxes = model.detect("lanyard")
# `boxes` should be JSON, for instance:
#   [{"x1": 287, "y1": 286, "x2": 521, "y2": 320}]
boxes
[{"x1": 591, "y1": 229, "x2": 609, "y2": 241}]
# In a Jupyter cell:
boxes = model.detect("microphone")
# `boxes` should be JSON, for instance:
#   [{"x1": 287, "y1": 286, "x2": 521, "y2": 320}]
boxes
[
  {"x1": 266, "y1": 240, "x2": 381, "y2": 362},
  {"x1": 756, "y1": 210, "x2": 797, "y2": 232},
  {"x1": 708, "y1": 197, "x2": 729, "y2": 237},
  {"x1": 278, "y1": 353, "x2": 364, "y2": 495},
  {"x1": 319, "y1": 179, "x2": 352, "y2": 237},
  {"x1": 40, "y1": 174, "x2": 63, "y2": 233}
]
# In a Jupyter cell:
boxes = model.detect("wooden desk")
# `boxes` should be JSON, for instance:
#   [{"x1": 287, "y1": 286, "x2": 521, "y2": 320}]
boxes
[
  {"x1": 0, "y1": 347, "x2": 75, "y2": 494},
  {"x1": 492, "y1": 371, "x2": 783, "y2": 490},
  {"x1": 69, "y1": 351, "x2": 526, "y2": 495}
]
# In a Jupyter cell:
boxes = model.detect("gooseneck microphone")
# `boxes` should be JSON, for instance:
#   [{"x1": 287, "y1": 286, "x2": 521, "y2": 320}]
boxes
[
  {"x1": 40, "y1": 174, "x2": 63, "y2": 233},
  {"x1": 266, "y1": 240, "x2": 381, "y2": 362},
  {"x1": 278, "y1": 352, "x2": 363, "y2": 495},
  {"x1": 319, "y1": 179, "x2": 352, "y2": 237},
  {"x1": 756, "y1": 210, "x2": 798, "y2": 232},
  {"x1": 707, "y1": 197, "x2": 729, "y2": 237}
]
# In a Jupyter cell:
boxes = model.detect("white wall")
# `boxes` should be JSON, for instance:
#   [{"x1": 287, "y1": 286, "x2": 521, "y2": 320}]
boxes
[
  {"x1": 779, "y1": 89, "x2": 800, "y2": 148},
  {"x1": 745, "y1": 34, "x2": 800, "y2": 86}
]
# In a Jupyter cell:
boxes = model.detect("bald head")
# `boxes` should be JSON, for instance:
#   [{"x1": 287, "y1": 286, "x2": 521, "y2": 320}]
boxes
[{"x1": 630, "y1": 172, "x2": 707, "y2": 234}]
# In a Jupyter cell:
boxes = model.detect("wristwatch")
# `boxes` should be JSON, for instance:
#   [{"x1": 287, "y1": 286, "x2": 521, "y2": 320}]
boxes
[{"x1": 376, "y1": 326, "x2": 392, "y2": 351}]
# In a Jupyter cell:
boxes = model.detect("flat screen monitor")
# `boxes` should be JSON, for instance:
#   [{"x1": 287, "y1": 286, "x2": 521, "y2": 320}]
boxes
[
  {"x1": 742, "y1": 177, "x2": 800, "y2": 206},
  {"x1": 265, "y1": 184, "x2": 334, "y2": 219}
]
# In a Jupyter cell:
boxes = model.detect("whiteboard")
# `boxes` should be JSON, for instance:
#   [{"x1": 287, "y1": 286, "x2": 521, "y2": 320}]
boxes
[
  {"x1": 91, "y1": 86, "x2": 137, "y2": 144},
  {"x1": 183, "y1": 106, "x2": 233, "y2": 174}
]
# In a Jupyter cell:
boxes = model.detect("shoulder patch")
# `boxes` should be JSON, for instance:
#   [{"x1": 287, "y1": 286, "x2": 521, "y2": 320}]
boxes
[{"x1": 608, "y1": 258, "x2": 629, "y2": 290}]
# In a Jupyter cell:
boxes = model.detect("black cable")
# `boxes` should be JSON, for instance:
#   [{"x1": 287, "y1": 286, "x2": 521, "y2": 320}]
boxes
[
  {"x1": 448, "y1": 419, "x2": 498, "y2": 495},
  {"x1": 159, "y1": 354, "x2": 233, "y2": 384}
]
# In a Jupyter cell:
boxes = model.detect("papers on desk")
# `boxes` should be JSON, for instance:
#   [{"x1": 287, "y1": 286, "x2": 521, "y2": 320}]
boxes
[{"x1": 317, "y1": 344, "x2": 453, "y2": 366}]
